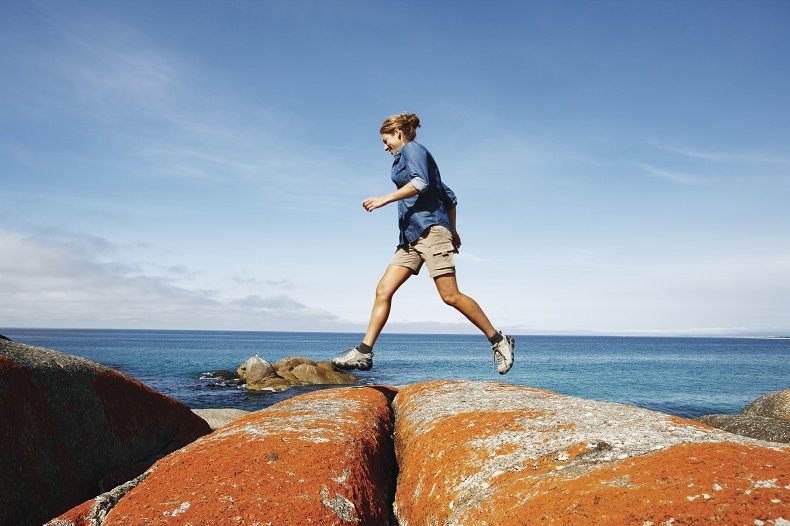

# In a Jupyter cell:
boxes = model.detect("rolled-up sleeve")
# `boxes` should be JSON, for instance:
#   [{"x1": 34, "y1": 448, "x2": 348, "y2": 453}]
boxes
[{"x1": 410, "y1": 176, "x2": 428, "y2": 193}]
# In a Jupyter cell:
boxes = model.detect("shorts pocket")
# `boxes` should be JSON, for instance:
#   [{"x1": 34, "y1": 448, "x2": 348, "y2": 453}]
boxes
[
  {"x1": 431, "y1": 242, "x2": 455, "y2": 257},
  {"x1": 430, "y1": 242, "x2": 456, "y2": 272}
]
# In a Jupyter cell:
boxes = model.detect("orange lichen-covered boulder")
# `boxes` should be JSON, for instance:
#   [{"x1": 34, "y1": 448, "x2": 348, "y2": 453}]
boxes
[
  {"x1": 0, "y1": 339, "x2": 211, "y2": 526},
  {"x1": 392, "y1": 380, "x2": 790, "y2": 526},
  {"x1": 102, "y1": 385, "x2": 398, "y2": 525}
]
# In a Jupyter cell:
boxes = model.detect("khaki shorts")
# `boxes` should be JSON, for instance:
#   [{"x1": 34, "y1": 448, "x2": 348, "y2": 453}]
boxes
[{"x1": 390, "y1": 225, "x2": 456, "y2": 278}]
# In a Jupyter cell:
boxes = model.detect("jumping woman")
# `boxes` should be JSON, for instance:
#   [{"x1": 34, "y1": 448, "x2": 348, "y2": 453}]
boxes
[{"x1": 332, "y1": 112, "x2": 515, "y2": 374}]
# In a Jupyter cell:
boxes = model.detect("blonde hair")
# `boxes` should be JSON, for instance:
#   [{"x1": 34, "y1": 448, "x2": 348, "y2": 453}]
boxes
[{"x1": 380, "y1": 112, "x2": 421, "y2": 142}]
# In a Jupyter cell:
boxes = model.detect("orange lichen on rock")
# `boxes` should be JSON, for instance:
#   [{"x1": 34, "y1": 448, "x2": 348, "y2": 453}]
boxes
[
  {"x1": 466, "y1": 442, "x2": 790, "y2": 525},
  {"x1": 103, "y1": 386, "x2": 397, "y2": 525},
  {"x1": 392, "y1": 380, "x2": 790, "y2": 526}
]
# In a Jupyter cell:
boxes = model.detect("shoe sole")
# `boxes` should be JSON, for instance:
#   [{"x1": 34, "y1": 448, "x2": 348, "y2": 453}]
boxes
[{"x1": 332, "y1": 361, "x2": 372, "y2": 371}]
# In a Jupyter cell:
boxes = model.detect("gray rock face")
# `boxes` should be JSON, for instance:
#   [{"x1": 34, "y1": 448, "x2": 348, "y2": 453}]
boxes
[
  {"x1": 244, "y1": 356, "x2": 276, "y2": 385},
  {"x1": 0, "y1": 339, "x2": 212, "y2": 526},
  {"x1": 697, "y1": 414, "x2": 790, "y2": 443},
  {"x1": 696, "y1": 389, "x2": 790, "y2": 444},
  {"x1": 741, "y1": 389, "x2": 790, "y2": 420},
  {"x1": 191, "y1": 408, "x2": 250, "y2": 430}
]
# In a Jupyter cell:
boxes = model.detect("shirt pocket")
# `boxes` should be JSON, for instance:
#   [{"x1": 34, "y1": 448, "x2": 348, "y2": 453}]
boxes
[{"x1": 391, "y1": 163, "x2": 410, "y2": 187}]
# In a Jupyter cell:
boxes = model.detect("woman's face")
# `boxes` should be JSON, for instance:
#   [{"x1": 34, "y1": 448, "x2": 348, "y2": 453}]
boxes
[{"x1": 381, "y1": 131, "x2": 407, "y2": 156}]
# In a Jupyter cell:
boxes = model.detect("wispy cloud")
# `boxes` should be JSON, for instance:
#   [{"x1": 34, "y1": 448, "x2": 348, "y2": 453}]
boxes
[
  {"x1": 653, "y1": 143, "x2": 790, "y2": 165},
  {"x1": 636, "y1": 162, "x2": 703, "y2": 184},
  {"x1": 0, "y1": 227, "x2": 339, "y2": 330}
]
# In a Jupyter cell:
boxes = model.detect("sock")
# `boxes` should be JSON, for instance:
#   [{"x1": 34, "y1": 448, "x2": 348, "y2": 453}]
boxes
[
  {"x1": 488, "y1": 332, "x2": 503, "y2": 345},
  {"x1": 358, "y1": 342, "x2": 373, "y2": 354}
]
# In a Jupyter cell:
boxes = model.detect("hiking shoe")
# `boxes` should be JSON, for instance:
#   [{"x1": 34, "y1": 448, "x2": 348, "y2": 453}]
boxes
[
  {"x1": 491, "y1": 332, "x2": 515, "y2": 374},
  {"x1": 332, "y1": 347, "x2": 373, "y2": 371}
]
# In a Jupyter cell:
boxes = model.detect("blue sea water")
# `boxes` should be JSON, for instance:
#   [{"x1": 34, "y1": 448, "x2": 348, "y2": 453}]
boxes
[{"x1": 2, "y1": 328, "x2": 789, "y2": 419}]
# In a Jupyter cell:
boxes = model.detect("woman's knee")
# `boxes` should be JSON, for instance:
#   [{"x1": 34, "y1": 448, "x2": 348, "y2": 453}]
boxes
[{"x1": 440, "y1": 289, "x2": 462, "y2": 307}]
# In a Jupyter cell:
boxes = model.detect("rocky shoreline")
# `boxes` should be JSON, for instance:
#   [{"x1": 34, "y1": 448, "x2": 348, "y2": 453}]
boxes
[{"x1": 2, "y1": 336, "x2": 789, "y2": 525}]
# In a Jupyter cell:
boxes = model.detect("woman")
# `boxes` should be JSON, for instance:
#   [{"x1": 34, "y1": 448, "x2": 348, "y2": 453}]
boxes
[{"x1": 332, "y1": 113, "x2": 515, "y2": 374}]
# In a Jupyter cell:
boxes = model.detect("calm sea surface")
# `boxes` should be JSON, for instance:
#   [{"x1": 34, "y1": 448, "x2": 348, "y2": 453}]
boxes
[{"x1": 3, "y1": 329, "x2": 788, "y2": 419}]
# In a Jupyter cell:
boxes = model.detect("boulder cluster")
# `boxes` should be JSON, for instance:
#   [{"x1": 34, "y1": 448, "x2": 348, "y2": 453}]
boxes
[
  {"x1": 697, "y1": 390, "x2": 790, "y2": 443},
  {"x1": 206, "y1": 355, "x2": 358, "y2": 391},
  {"x1": 2, "y1": 336, "x2": 789, "y2": 525}
]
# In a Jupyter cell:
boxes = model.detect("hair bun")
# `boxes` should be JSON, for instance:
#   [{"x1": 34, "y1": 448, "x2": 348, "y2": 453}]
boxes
[{"x1": 380, "y1": 112, "x2": 421, "y2": 141}]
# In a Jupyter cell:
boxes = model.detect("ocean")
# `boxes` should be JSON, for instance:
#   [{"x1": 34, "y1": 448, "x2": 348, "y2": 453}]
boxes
[{"x1": 2, "y1": 328, "x2": 788, "y2": 419}]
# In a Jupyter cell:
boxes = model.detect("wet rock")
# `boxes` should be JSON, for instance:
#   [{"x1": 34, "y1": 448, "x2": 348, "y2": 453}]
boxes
[
  {"x1": 246, "y1": 376, "x2": 291, "y2": 392},
  {"x1": 235, "y1": 362, "x2": 247, "y2": 381},
  {"x1": 238, "y1": 355, "x2": 358, "y2": 391},
  {"x1": 741, "y1": 389, "x2": 790, "y2": 420},
  {"x1": 392, "y1": 380, "x2": 790, "y2": 526},
  {"x1": 697, "y1": 414, "x2": 790, "y2": 443},
  {"x1": 292, "y1": 363, "x2": 357, "y2": 385},
  {"x1": 0, "y1": 339, "x2": 212, "y2": 526},
  {"x1": 101, "y1": 386, "x2": 397, "y2": 525},
  {"x1": 207, "y1": 370, "x2": 239, "y2": 382}
]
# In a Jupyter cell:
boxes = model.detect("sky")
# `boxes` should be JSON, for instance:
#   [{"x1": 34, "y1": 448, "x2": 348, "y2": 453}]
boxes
[{"x1": 1, "y1": 0, "x2": 789, "y2": 337}]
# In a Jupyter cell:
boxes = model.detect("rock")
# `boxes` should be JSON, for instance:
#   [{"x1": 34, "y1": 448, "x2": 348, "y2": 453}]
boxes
[
  {"x1": 191, "y1": 408, "x2": 250, "y2": 430},
  {"x1": 101, "y1": 386, "x2": 397, "y2": 525},
  {"x1": 244, "y1": 356, "x2": 276, "y2": 385},
  {"x1": 291, "y1": 363, "x2": 358, "y2": 385},
  {"x1": 277, "y1": 369, "x2": 300, "y2": 384},
  {"x1": 391, "y1": 380, "x2": 790, "y2": 525},
  {"x1": 45, "y1": 472, "x2": 149, "y2": 526},
  {"x1": 741, "y1": 389, "x2": 790, "y2": 420},
  {"x1": 246, "y1": 376, "x2": 291, "y2": 392},
  {"x1": 273, "y1": 355, "x2": 316, "y2": 373},
  {"x1": 236, "y1": 362, "x2": 247, "y2": 381},
  {"x1": 697, "y1": 414, "x2": 790, "y2": 443},
  {"x1": 316, "y1": 360, "x2": 336, "y2": 371},
  {"x1": 0, "y1": 339, "x2": 212, "y2": 526},
  {"x1": 0, "y1": 334, "x2": 11, "y2": 341},
  {"x1": 207, "y1": 370, "x2": 239, "y2": 382}
]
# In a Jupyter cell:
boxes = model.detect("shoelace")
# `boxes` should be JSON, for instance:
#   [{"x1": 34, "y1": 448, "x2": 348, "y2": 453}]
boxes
[
  {"x1": 336, "y1": 347, "x2": 357, "y2": 356},
  {"x1": 492, "y1": 347, "x2": 505, "y2": 372}
]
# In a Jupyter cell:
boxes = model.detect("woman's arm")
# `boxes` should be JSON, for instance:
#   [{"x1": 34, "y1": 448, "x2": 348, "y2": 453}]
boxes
[
  {"x1": 448, "y1": 206, "x2": 462, "y2": 252},
  {"x1": 362, "y1": 182, "x2": 420, "y2": 212}
]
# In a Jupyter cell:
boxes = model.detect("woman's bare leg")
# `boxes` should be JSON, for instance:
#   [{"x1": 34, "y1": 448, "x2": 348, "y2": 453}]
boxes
[
  {"x1": 362, "y1": 265, "x2": 414, "y2": 347},
  {"x1": 433, "y1": 274, "x2": 498, "y2": 339}
]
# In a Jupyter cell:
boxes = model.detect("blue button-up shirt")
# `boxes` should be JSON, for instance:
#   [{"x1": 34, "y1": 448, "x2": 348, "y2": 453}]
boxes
[{"x1": 391, "y1": 141, "x2": 458, "y2": 246}]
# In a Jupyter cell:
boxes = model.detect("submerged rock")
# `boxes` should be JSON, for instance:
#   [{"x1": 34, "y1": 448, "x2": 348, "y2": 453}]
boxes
[{"x1": 206, "y1": 370, "x2": 239, "y2": 382}]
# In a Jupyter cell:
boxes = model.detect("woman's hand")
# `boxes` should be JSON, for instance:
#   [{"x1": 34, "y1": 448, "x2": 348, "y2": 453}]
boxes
[
  {"x1": 362, "y1": 182, "x2": 420, "y2": 212},
  {"x1": 363, "y1": 196, "x2": 388, "y2": 212},
  {"x1": 453, "y1": 231, "x2": 462, "y2": 253}
]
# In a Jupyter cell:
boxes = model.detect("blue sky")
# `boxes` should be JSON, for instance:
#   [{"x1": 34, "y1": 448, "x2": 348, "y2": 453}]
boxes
[{"x1": 1, "y1": 0, "x2": 788, "y2": 336}]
